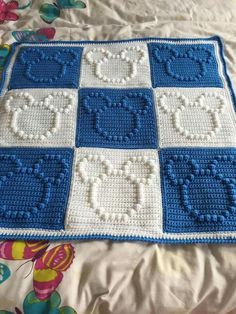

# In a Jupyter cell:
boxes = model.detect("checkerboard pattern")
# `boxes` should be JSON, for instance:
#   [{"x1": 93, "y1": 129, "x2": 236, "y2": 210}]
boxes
[{"x1": 0, "y1": 37, "x2": 236, "y2": 243}]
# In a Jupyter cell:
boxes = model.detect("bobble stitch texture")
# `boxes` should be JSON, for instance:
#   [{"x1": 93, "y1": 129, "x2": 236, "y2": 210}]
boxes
[
  {"x1": 0, "y1": 148, "x2": 73, "y2": 230},
  {"x1": 4, "y1": 91, "x2": 74, "y2": 142},
  {"x1": 85, "y1": 46, "x2": 145, "y2": 84},
  {"x1": 1, "y1": 39, "x2": 236, "y2": 243},
  {"x1": 77, "y1": 88, "x2": 157, "y2": 149},
  {"x1": 20, "y1": 48, "x2": 78, "y2": 83},
  {"x1": 76, "y1": 152, "x2": 157, "y2": 223},
  {"x1": 161, "y1": 149, "x2": 236, "y2": 233},
  {"x1": 149, "y1": 42, "x2": 223, "y2": 87},
  {"x1": 9, "y1": 46, "x2": 83, "y2": 89},
  {"x1": 157, "y1": 91, "x2": 226, "y2": 141}
]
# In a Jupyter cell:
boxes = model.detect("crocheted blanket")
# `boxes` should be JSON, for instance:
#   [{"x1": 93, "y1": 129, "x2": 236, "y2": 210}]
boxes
[{"x1": 0, "y1": 36, "x2": 236, "y2": 244}]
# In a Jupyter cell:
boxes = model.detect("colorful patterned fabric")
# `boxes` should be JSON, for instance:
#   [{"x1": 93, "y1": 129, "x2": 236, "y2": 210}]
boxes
[{"x1": 0, "y1": 37, "x2": 236, "y2": 244}]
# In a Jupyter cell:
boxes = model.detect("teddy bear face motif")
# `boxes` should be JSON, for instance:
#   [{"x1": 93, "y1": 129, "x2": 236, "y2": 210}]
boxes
[
  {"x1": 83, "y1": 91, "x2": 152, "y2": 142},
  {"x1": 0, "y1": 154, "x2": 68, "y2": 220},
  {"x1": 85, "y1": 46, "x2": 145, "y2": 84},
  {"x1": 165, "y1": 154, "x2": 236, "y2": 223},
  {"x1": 77, "y1": 154, "x2": 157, "y2": 222},
  {"x1": 20, "y1": 47, "x2": 78, "y2": 83},
  {"x1": 157, "y1": 91, "x2": 226, "y2": 140},
  {"x1": 4, "y1": 91, "x2": 74, "y2": 141},
  {"x1": 153, "y1": 45, "x2": 214, "y2": 81}
]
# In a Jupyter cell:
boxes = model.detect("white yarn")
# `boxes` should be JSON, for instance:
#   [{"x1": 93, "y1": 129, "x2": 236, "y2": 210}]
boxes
[
  {"x1": 155, "y1": 88, "x2": 236, "y2": 147},
  {"x1": 66, "y1": 148, "x2": 163, "y2": 236},
  {"x1": 0, "y1": 89, "x2": 78, "y2": 147},
  {"x1": 80, "y1": 43, "x2": 152, "y2": 87}
]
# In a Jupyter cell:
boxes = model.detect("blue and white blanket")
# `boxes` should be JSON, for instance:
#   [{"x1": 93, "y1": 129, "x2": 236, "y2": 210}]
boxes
[{"x1": 0, "y1": 36, "x2": 236, "y2": 244}]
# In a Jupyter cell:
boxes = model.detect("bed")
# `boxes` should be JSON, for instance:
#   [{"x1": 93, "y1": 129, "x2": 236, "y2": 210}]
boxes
[{"x1": 1, "y1": 0, "x2": 236, "y2": 313}]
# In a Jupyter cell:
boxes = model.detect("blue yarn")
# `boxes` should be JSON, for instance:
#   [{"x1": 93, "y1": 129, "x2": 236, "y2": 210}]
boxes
[
  {"x1": 148, "y1": 43, "x2": 223, "y2": 88},
  {"x1": 9, "y1": 46, "x2": 83, "y2": 89},
  {"x1": 76, "y1": 88, "x2": 158, "y2": 148},
  {"x1": 6, "y1": 35, "x2": 224, "y2": 46},
  {"x1": 3, "y1": 232, "x2": 236, "y2": 244},
  {"x1": 0, "y1": 148, "x2": 74, "y2": 230},
  {"x1": 160, "y1": 148, "x2": 236, "y2": 233}
]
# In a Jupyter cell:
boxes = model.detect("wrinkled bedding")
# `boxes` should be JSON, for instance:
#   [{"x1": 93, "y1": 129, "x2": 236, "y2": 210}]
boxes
[{"x1": 1, "y1": 0, "x2": 236, "y2": 313}]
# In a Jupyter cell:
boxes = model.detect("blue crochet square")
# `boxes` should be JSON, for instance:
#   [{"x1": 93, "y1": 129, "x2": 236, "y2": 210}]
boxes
[
  {"x1": 160, "y1": 148, "x2": 236, "y2": 233},
  {"x1": 148, "y1": 43, "x2": 223, "y2": 88},
  {"x1": 76, "y1": 88, "x2": 158, "y2": 148},
  {"x1": 9, "y1": 46, "x2": 83, "y2": 89},
  {"x1": 0, "y1": 148, "x2": 74, "y2": 230}
]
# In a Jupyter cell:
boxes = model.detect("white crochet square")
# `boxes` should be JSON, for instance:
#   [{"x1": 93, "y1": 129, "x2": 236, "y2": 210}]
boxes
[
  {"x1": 66, "y1": 148, "x2": 162, "y2": 237},
  {"x1": 154, "y1": 88, "x2": 236, "y2": 148},
  {"x1": 79, "y1": 42, "x2": 152, "y2": 88},
  {"x1": 0, "y1": 89, "x2": 78, "y2": 147}
]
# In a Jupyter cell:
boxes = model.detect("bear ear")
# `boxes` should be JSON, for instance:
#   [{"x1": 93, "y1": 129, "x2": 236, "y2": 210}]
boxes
[
  {"x1": 209, "y1": 155, "x2": 236, "y2": 183},
  {"x1": 121, "y1": 92, "x2": 151, "y2": 115},
  {"x1": 43, "y1": 91, "x2": 74, "y2": 114},
  {"x1": 77, "y1": 154, "x2": 112, "y2": 184},
  {"x1": 0, "y1": 155, "x2": 22, "y2": 184},
  {"x1": 85, "y1": 48, "x2": 111, "y2": 65},
  {"x1": 4, "y1": 92, "x2": 34, "y2": 113},
  {"x1": 197, "y1": 92, "x2": 226, "y2": 114},
  {"x1": 153, "y1": 45, "x2": 176, "y2": 63},
  {"x1": 123, "y1": 156, "x2": 157, "y2": 185},
  {"x1": 156, "y1": 91, "x2": 188, "y2": 114},
  {"x1": 33, "y1": 155, "x2": 69, "y2": 185},
  {"x1": 165, "y1": 155, "x2": 200, "y2": 186},
  {"x1": 54, "y1": 48, "x2": 78, "y2": 66},
  {"x1": 20, "y1": 47, "x2": 44, "y2": 65},
  {"x1": 120, "y1": 46, "x2": 145, "y2": 64},
  {"x1": 187, "y1": 47, "x2": 213, "y2": 63},
  {"x1": 82, "y1": 92, "x2": 111, "y2": 113}
]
